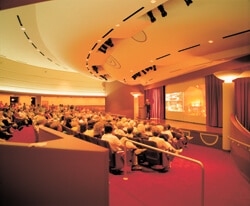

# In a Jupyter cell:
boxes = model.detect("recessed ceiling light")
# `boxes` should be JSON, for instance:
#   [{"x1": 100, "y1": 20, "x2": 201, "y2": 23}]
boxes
[
  {"x1": 208, "y1": 40, "x2": 214, "y2": 44},
  {"x1": 151, "y1": 0, "x2": 157, "y2": 4}
]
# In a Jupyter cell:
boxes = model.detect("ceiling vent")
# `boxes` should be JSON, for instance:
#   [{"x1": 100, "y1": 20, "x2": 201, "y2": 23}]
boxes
[
  {"x1": 156, "y1": 53, "x2": 171, "y2": 60},
  {"x1": 123, "y1": 7, "x2": 144, "y2": 22},
  {"x1": 222, "y1": 29, "x2": 250, "y2": 39},
  {"x1": 178, "y1": 44, "x2": 200, "y2": 52}
]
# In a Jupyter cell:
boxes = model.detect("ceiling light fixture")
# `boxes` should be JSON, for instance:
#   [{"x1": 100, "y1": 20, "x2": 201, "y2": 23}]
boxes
[
  {"x1": 158, "y1": 5, "x2": 167, "y2": 17},
  {"x1": 147, "y1": 11, "x2": 156, "y2": 23},
  {"x1": 184, "y1": 0, "x2": 193, "y2": 6}
]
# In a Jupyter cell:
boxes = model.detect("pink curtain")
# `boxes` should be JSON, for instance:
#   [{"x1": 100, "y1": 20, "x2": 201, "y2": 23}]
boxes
[
  {"x1": 145, "y1": 86, "x2": 164, "y2": 120},
  {"x1": 234, "y1": 77, "x2": 250, "y2": 131},
  {"x1": 205, "y1": 74, "x2": 223, "y2": 127}
]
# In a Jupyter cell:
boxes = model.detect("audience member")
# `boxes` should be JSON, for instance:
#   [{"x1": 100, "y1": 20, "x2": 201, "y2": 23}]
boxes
[
  {"x1": 101, "y1": 123, "x2": 146, "y2": 170},
  {"x1": 93, "y1": 120, "x2": 105, "y2": 138}
]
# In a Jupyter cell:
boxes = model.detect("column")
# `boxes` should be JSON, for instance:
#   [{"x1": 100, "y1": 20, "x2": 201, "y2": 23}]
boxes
[
  {"x1": 215, "y1": 69, "x2": 242, "y2": 151},
  {"x1": 130, "y1": 92, "x2": 141, "y2": 120},
  {"x1": 222, "y1": 82, "x2": 234, "y2": 150}
]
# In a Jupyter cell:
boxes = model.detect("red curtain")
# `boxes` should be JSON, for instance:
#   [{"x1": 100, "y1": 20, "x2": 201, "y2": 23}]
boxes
[
  {"x1": 145, "y1": 86, "x2": 165, "y2": 120},
  {"x1": 234, "y1": 77, "x2": 250, "y2": 131},
  {"x1": 205, "y1": 74, "x2": 223, "y2": 127}
]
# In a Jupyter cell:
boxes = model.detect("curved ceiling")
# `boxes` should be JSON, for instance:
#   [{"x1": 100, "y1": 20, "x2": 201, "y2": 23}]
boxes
[{"x1": 0, "y1": 0, "x2": 249, "y2": 96}]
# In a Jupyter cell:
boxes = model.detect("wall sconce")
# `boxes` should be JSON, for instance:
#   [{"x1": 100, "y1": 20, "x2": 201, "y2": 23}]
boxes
[
  {"x1": 214, "y1": 70, "x2": 243, "y2": 83},
  {"x1": 130, "y1": 92, "x2": 142, "y2": 98}
]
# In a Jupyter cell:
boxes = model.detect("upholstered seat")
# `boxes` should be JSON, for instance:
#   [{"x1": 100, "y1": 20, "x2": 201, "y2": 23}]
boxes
[{"x1": 141, "y1": 139, "x2": 170, "y2": 172}]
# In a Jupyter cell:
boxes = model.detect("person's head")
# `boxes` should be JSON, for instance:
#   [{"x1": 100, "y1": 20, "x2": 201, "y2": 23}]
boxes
[
  {"x1": 157, "y1": 125, "x2": 163, "y2": 133},
  {"x1": 104, "y1": 123, "x2": 113, "y2": 134},
  {"x1": 93, "y1": 121, "x2": 105, "y2": 136},
  {"x1": 87, "y1": 120, "x2": 96, "y2": 130},
  {"x1": 127, "y1": 126, "x2": 134, "y2": 134},
  {"x1": 151, "y1": 126, "x2": 161, "y2": 136},
  {"x1": 136, "y1": 123, "x2": 145, "y2": 133},
  {"x1": 116, "y1": 121, "x2": 124, "y2": 129},
  {"x1": 164, "y1": 124, "x2": 171, "y2": 130}
]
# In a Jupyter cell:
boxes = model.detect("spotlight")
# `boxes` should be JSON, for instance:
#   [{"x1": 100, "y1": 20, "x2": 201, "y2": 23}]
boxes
[
  {"x1": 157, "y1": 5, "x2": 167, "y2": 17},
  {"x1": 184, "y1": 0, "x2": 193, "y2": 6},
  {"x1": 153, "y1": 65, "x2": 157, "y2": 71},
  {"x1": 145, "y1": 67, "x2": 152, "y2": 72},
  {"x1": 92, "y1": 65, "x2": 98, "y2": 73},
  {"x1": 100, "y1": 75, "x2": 107, "y2": 81},
  {"x1": 105, "y1": 38, "x2": 113, "y2": 47},
  {"x1": 147, "y1": 11, "x2": 156, "y2": 23},
  {"x1": 98, "y1": 44, "x2": 107, "y2": 53}
]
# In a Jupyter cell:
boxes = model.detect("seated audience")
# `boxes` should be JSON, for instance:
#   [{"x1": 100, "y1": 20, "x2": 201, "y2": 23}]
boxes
[
  {"x1": 149, "y1": 126, "x2": 183, "y2": 154},
  {"x1": 101, "y1": 123, "x2": 146, "y2": 170}
]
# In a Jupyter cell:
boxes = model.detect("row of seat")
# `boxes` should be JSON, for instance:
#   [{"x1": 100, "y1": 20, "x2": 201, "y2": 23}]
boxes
[{"x1": 61, "y1": 125, "x2": 171, "y2": 173}]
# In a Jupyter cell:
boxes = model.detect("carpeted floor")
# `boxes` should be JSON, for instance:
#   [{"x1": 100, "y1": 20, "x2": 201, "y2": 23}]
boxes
[{"x1": 109, "y1": 144, "x2": 250, "y2": 206}]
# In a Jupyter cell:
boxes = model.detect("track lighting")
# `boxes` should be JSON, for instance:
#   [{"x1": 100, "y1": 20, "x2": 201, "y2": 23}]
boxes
[
  {"x1": 98, "y1": 45, "x2": 107, "y2": 53},
  {"x1": 133, "y1": 65, "x2": 157, "y2": 80},
  {"x1": 157, "y1": 5, "x2": 167, "y2": 17},
  {"x1": 184, "y1": 0, "x2": 193, "y2": 6},
  {"x1": 147, "y1": 11, "x2": 156, "y2": 23},
  {"x1": 132, "y1": 72, "x2": 141, "y2": 80},
  {"x1": 104, "y1": 38, "x2": 113, "y2": 47},
  {"x1": 98, "y1": 38, "x2": 114, "y2": 53}
]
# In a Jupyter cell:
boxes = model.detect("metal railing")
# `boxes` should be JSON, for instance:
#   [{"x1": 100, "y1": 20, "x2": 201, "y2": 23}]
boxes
[
  {"x1": 228, "y1": 136, "x2": 250, "y2": 149},
  {"x1": 123, "y1": 139, "x2": 205, "y2": 206}
]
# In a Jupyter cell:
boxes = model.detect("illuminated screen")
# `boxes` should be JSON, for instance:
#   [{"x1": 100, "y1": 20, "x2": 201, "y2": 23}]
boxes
[
  {"x1": 165, "y1": 78, "x2": 206, "y2": 124},
  {"x1": 166, "y1": 92, "x2": 184, "y2": 112}
]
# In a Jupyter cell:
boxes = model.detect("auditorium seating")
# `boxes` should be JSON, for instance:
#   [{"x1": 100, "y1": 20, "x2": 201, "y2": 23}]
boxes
[
  {"x1": 64, "y1": 129, "x2": 125, "y2": 173},
  {"x1": 97, "y1": 138, "x2": 125, "y2": 172},
  {"x1": 57, "y1": 125, "x2": 172, "y2": 173},
  {"x1": 141, "y1": 139, "x2": 170, "y2": 172}
]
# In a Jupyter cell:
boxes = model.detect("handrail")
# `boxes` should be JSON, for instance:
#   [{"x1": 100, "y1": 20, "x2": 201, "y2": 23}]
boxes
[
  {"x1": 228, "y1": 136, "x2": 250, "y2": 148},
  {"x1": 123, "y1": 139, "x2": 205, "y2": 206},
  {"x1": 231, "y1": 114, "x2": 250, "y2": 136}
]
